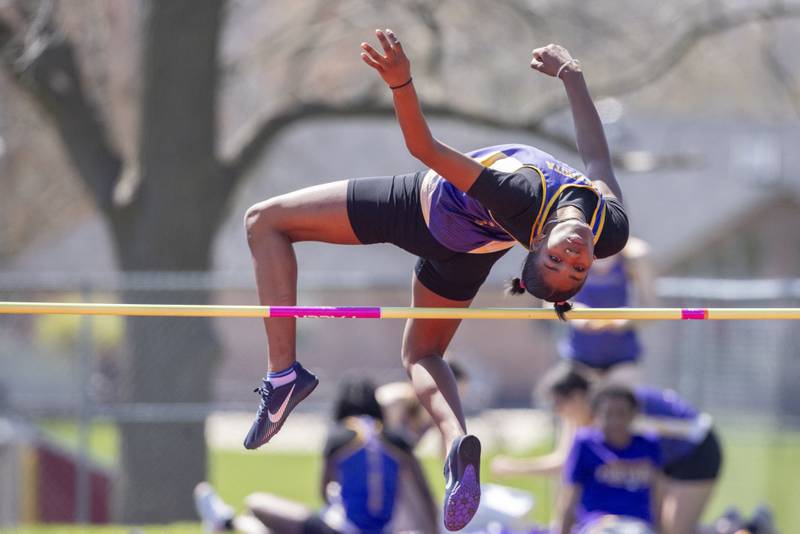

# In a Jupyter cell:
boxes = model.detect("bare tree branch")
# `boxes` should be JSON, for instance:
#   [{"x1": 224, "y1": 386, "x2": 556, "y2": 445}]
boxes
[
  {"x1": 409, "y1": 0, "x2": 444, "y2": 81},
  {"x1": 531, "y1": 2, "x2": 800, "y2": 120},
  {"x1": 280, "y1": 0, "x2": 340, "y2": 96},
  {"x1": 762, "y1": 25, "x2": 800, "y2": 117},
  {"x1": 224, "y1": 2, "x2": 800, "y2": 185},
  {"x1": 222, "y1": 95, "x2": 577, "y2": 182},
  {"x1": 0, "y1": 2, "x2": 122, "y2": 213}
]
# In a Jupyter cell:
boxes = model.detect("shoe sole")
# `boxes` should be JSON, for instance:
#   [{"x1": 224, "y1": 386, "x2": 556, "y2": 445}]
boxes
[
  {"x1": 443, "y1": 434, "x2": 481, "y2": 531},
  {"x1": 245, "y1": 377, "x2": 319, "y2": 450}
]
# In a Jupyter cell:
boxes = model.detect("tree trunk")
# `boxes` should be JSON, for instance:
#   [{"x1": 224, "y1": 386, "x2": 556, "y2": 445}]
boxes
[
  {"x1": 116, "y1": 291, "x2": 220, "y2": 522},
  {"x1": 111, "y1": 0, "x2": 228, "y2": 522}
]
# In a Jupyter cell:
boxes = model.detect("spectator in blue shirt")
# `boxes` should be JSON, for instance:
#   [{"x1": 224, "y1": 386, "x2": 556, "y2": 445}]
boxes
[{"x1": 554, "y1": 386, "x2": 663, "y2": 534}]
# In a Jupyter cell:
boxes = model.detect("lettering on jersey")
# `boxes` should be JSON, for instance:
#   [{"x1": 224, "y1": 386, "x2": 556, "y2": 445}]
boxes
[
  {"x1": 545, "y1": 160, "x2": 587, "y2": 181},
  {"x1": 595, "y1": 459, "x2": 655, "y2": 491}
]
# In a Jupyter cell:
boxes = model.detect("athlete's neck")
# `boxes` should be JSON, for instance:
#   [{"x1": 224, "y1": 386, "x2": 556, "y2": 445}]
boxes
[
  {"x1": 554, "y1": 205, "x2": 586, "y2": 222},
  {"x1": 605, "y1": 431, "x2": 632, "y2": 449}
]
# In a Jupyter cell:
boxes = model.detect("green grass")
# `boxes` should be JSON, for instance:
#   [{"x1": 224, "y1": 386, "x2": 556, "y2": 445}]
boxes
[
  {"x1": 22, "y1": 420, "x2": 800, "y2": 532},
  {"x1": 1, "y1": 525, "x2": 199, "y2": 533},
  {"x1": 705, "y1": 428, "x2": 800, "y2": 530}
]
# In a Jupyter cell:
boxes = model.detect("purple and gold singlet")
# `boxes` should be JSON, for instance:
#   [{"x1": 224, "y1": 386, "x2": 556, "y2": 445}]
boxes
[{"x1": 419, "y1": 143, "x2": 608, "y2": 253}]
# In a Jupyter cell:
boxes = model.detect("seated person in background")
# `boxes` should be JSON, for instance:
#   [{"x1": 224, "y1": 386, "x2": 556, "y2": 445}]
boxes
[
  {"x1": 493, "y1": 366, "x2": 722, "y2": 534},
  {"x1": 195, "y1": 377, "x2": 437, "y2": 534},
  {"x1": 554, "y1": 386, "x2": 663, "y2": 534},
  {"x1": 555, "y1": 237, "x2": 657, "y2": 387}
]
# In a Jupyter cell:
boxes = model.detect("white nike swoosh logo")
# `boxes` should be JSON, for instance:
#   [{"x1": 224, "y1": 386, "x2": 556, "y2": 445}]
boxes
[{"x1": 267, "y1": 384, "x2": 295, "y2": 423}]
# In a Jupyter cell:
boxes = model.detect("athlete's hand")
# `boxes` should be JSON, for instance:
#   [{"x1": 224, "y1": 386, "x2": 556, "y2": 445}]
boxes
[
  {"x1": 530, "y1": 44, "x2": 581, "y2": 78},
  {"x1": 490, "y1": 455, "x2": 523, "y2": 477},
  {"x1": 360, "y1": 29, "x2": 412, "y2": 88}
]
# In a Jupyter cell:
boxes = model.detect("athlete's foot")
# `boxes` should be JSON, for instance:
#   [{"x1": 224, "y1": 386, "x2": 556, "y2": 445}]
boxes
[
  {"x1": 243, "y1": 362, "x2": 319, "y2": 450},
  {"x1": 194, "y1": 482, "x2": 234, "y2": 533},
  {"x1": 442, "y1": 434, "x2": 481, "y2": 531}
]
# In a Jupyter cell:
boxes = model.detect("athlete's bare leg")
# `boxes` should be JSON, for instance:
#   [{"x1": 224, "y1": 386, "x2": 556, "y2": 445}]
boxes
[
  {"x1": 244, "y1": 492, "x2": 310, "y2": 534},
  {"x1": 245, "y1": 180, "x2": 359, "y2": 372},
  {"x1": 660, "y1": 479, "x2": 715, "y2": 534},
  {"x1": 401, "y1": 274, "x2": 470, "y2": 452}
]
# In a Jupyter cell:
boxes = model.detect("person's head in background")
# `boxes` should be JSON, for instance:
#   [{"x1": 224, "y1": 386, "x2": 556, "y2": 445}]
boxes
[
  {"x1": 448, "y1": 359, "x2": 469, "y2": 398},
  {"x1": 333, "y1": 377, "x2": 383, "y2": 423},
  {"x1": 537, "y1": 364, "x2": 593, "y2": 426},
  {"x1": 592, "y1": 385, "x2": 639, "y2": 447}
]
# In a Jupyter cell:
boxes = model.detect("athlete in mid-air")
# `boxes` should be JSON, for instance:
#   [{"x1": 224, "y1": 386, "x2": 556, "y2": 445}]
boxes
[{"x1": 243, "y1": 28, "x2": 628, "y2": 530}]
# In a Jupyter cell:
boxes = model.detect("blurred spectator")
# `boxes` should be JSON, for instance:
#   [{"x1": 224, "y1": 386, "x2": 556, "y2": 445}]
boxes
[
  {"x1": 493, "y1": 367, "x2": 722, "y2": 533},
  {"x1": 195, "y1": 377, "x2": 437, "y2": 533},
  {"x1": 555, "y1": 237, "x2": 657, "y2": 387},
  {"x1": 552, "y1": 386, "x2": 663, "y2": 534}
]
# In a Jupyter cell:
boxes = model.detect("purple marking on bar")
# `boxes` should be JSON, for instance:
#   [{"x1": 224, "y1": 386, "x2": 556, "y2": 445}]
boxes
[
  {"x1": 269, "y1": 306, "x2": 381, "y2": 319},
  {"x1": 681, "y1": 309, "x2": 708, "y2": 320}
]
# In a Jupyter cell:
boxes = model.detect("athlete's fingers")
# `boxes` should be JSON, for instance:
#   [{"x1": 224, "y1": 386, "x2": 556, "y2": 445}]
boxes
[
  {"x1": 386, "y1": 29, "x2": 403, "y2": 54},
  {"x1": 530, "y1": 47, "x2": 546, "y2": 72},
  {"x1": 386, "y1": 28, "x2": 401, "y2": 48},
  {"x1": 361, "y1": 42, "x2": 386, "y2": 65},
  {"x1": 360, "y1": 52, "x2": 384, "y2": 72},
  {"x1": 376, "y1": 29, "x2": 395, "y2": 57}
]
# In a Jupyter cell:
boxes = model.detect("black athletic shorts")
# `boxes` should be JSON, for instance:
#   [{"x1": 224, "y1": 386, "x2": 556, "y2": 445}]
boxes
[
  {"x1": 346, "y1": 172, "x2": 510, "y2": 301},
  {"x1": 302, "y1": 513, "x2": 340, "y2": 534},
  {"x1": 663, "y1": 428, "x2": 723, "y2": 481}
]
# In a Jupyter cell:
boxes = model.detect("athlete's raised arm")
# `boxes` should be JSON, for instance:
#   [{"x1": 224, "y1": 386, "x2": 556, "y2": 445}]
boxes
[
  {"x1": 360, "y1": 29, "x2": 484, "y2": 193},
  {"x1": 530, "y1": 45, "x2": 623, "y2": 202}
]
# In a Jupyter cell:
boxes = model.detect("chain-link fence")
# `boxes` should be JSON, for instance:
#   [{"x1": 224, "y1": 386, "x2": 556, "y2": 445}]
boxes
[{"x1": 0, "y1": 272, "x2": 798, "y2": 527}]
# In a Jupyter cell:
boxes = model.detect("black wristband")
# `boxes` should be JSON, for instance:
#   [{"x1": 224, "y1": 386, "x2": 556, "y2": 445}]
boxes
[{"x1": 389, "y1": 77, "x2": 413, "y2": 90}]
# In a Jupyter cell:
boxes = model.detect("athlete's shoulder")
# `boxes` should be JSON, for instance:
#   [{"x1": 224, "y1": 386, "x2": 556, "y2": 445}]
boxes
[{"x1": 636, "y1": 386, "x2": 697, "y2": 419}]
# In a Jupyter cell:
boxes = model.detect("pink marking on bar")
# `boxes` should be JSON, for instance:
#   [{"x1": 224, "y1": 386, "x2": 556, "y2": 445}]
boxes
[
  {"x1": 681, "y1": 309, "x2": 708, "y2": 320},
  {"x1": 269, "y1": 306, "x2": 381, "y2": 319}
]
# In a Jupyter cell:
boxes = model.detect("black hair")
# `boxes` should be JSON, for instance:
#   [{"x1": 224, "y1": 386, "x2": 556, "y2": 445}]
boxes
[
  {"x1": 448, "y1": 360, "x2": 467, "y2": 382},
  {"x1": 541, "y1": 365, "x2": 591, "y2": 399},
  {"x1": 506, "y1": 249, "x2": 581, "y2": 321},
  {"x1": 591, "y1": 385, "x2": 639, "y2": 414},
  {"x1": 332, "y1": 377, "x2": 384, "y2": 422}
]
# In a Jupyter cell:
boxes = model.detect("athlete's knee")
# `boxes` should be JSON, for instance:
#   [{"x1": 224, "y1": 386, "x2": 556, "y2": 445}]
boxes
[
  {"x1": 244, "y1": 197, "x2": 288, "y2": 246},
  {"x1": 244, "y1": 492, "x2": 277, "y2": 515},
  {"x1": 401, "y1": 346, "x2": 437, "y2": 373},
  {"x1": 400, "y1": 342, "x2": 418, "y2": 372},
  {"x1": 243, "y1": 492, "x2": 262, "y2": 513}
]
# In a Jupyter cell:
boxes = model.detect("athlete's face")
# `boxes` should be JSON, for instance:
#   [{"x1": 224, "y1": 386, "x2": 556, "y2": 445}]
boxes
[
  {"x1": 535, "y1": 219, "x2": 594, "y2": 293},
  {"x1": 595, "y1": 396, "x2": 636, "y2": 441}
]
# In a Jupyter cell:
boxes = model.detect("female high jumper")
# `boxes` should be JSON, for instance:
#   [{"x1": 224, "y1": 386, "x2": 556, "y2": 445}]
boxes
[{"x1": 242, "y1": 29, "x2": 628, "y2": 531}]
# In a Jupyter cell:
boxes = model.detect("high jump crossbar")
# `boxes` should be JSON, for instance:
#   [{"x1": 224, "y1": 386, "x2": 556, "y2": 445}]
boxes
[{"x1": 0, "y1": 302, "x2": 799, "y2": 320}]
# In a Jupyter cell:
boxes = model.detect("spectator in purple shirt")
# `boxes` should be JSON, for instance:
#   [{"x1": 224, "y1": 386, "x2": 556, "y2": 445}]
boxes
[
  {"x1": 493, "y1": 367, "x2": 722, "y2": 534},
  {"x1": 553, "y1": 386, "x2": 663, "y2": 534}
]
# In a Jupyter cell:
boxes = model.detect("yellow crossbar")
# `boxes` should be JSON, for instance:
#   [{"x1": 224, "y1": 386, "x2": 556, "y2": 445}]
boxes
[{"x1": 0, "y1": 302, "x2": 799, "y2": 320}]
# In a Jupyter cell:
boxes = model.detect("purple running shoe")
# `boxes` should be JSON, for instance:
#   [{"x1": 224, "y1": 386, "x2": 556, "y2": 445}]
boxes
[
  {"x1": 243, "y1": 362, "x2": 318, "y2": 450},
  {"x1": 443, "y1": 434, "x2": 481, "y2": 531}
]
